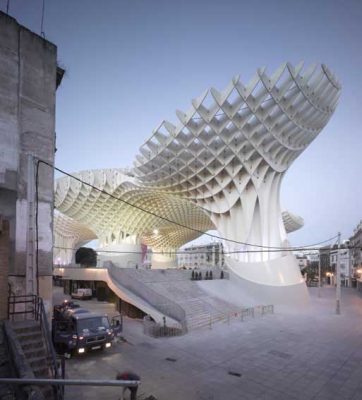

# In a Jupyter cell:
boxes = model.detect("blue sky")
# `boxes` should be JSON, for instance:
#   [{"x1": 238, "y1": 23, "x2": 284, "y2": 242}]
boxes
[{"x1": 3, "y1": 0, "x2": 362, "y2": 246}]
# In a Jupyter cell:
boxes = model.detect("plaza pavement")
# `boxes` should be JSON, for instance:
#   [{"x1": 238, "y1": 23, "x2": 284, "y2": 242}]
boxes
[{"x1": 59, "y1": 287, "x2": 362, "y2": 400}]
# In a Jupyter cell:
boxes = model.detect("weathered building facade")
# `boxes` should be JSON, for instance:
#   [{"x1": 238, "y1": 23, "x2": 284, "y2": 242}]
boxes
[
  {"x1": 178, "y1": 242, "x2": 224, "y2": 268},
  {"x1": 0, "y1": 11, "x2": 62, "y2": 310},
  {"x1": 350, "y1": 221, "x2": 362, "y2": 273}
]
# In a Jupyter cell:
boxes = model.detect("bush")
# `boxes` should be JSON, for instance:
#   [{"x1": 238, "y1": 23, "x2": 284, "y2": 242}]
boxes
[{"x1": 75, "y1": 247, "x2": 97, "y2": 267}]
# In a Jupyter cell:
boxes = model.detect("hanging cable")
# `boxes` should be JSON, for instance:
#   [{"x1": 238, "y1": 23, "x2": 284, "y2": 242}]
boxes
[
  {"x1": 35, "y1": 157, "x2": 40, "y2": 296},
  {"x1": 37, "y1": 159, "x2": 338, "y2": 251},
  {"x1": 53, "y1": 245, "x2": 359, "y2": 256}
]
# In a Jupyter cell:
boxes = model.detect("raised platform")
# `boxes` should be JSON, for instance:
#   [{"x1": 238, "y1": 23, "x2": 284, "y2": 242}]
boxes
[{"x1": 54, "y1": 266, "x2": 258, "y2": 331}]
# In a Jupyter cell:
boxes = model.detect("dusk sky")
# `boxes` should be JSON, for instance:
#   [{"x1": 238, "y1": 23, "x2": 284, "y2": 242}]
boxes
[{"x1": 3, "y1": 0, "x2": 362, "y2": 247}]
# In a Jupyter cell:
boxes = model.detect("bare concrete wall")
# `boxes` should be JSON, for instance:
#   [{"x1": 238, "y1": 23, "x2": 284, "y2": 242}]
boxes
[
  {"x1": 0, "y1": 11, "x2": 59, "y2": 298},
  {"x1": 0, "y1": 218, "x2": 10, "y2": 319}
]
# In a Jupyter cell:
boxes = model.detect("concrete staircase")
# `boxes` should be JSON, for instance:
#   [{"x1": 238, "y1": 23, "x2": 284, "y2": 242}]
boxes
[
  {"x1": 145, "y1": 279, "x2": 241, "y2": 330},
  {"x1": 11, "y1": 320, "x2": 55, "y2": 399},
  {"x1": 0, "y1": 323, "x2": 15, "y2": 400},
  {"x1": 120, "y1": 270, "x2": 241, "y2": 331},
  {"x1": 183, "y1": 297, "x2": 239, "y2": 331}
]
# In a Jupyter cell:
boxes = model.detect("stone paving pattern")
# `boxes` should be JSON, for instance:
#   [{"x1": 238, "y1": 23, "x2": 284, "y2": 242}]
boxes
[{"x1": 63, "y1": 287, "x2": 362, "y2": 400}]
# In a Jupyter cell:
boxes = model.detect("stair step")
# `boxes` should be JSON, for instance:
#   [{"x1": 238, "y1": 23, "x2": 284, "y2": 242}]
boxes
[
  {"x1": 29, "y1": 353, "x2": 50, "y2": 362},
  {"x1": 187, "y1": 314, "x2": 229, "y2": 329},
  {"x1": 24, "y1": 348, "x2": 47, "y2": 359},
  {"x1": 40, "y1": 385, "x2": 55, "y2": 399},
  {"x1": 16, "y1": 332, "x2": 42, "y2": 342},
  {"x1": 22, "y1": 338, "x2": 45, "y2": 351},
  {"x1": 187, "y1": 312, "x2": 212, "y2": 318},
  {"x1": 0, "y1": 386, "x2": 15, "y2": 400},
  {"x1": 188, "y1": 313, "x2": 214, "y2": 319},
  {"x1": 11, "y1": 320, "x2": 39, "y2": 328},
  {"x1": 33, "y1": 366, "x2": 51, "y2": 378},
  {"x1": 29, "y1": 355, "x2": 50, "y2": 369},
  {"x1": 13, "y1": 324, "x2": 41, "y2": 332},
  {"x1": 14, "y1": 328, "x2": 41, "y2": 338},
  {"x1": 12, "y1": 321, "x2": 41, "y2": 335}
]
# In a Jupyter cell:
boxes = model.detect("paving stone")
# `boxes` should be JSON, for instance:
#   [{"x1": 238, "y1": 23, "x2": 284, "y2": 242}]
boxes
[{"x1": 62, "y1": 287, "x2": 362, "y2": 400}]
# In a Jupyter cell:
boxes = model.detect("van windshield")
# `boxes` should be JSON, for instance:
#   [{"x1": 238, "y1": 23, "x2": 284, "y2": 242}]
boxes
[{"x1": 77, "y1": 317, "x2": 110, "y2": 334}]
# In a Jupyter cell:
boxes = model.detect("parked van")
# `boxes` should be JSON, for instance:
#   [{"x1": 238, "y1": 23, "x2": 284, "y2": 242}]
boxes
[
  {"x1": 71, "y1": 288, "x2": 92, "y2": 300},
  {"x1": 52, "y1": 301, "x2": 122, "y2": 355}
]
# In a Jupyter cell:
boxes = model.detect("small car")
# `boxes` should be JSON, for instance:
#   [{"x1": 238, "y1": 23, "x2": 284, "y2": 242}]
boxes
[{"x1": 71, "y1": 288, "x2": 92, "y2": 300}]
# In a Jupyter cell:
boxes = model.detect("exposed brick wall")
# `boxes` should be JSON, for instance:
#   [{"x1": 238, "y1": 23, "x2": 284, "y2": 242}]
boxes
[{"x1": 0, "y1": 218, "x2": 9, "y2": 319}]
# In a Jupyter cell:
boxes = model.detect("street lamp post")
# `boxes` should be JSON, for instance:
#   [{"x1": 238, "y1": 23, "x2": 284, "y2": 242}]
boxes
[
  {"x1": 336, "y1": 232, "x2": 341, "y2": 315},
  {"x1": 318, "y1": 255, "x2": 321, "y2": 298}
]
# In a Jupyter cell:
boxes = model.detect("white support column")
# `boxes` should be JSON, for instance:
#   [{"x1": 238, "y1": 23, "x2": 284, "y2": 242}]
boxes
[{"x1": 336, "y1": 232, "x2": 341, "y2": 315}]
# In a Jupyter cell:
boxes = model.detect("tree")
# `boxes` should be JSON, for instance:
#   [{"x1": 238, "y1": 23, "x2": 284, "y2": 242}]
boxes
[{"x1": 75, "y1": 247, "x2": 97, "y2": 267}]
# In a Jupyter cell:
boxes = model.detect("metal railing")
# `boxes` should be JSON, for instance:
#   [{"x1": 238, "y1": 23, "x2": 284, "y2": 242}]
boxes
[
  {"x1": 0, "y1": 378, "x2": 140, "y2": 400},
  {"x1": 143, "y1": 316, "x2": 184, "y2": 337},
  {"x1": 7, "y1": 294, "x2": 64, "y2": 400},
  {"x1": 261, "y1": 305, "x2": 274, "y2": 315},
  {"x1": 189, "y1": 304, "x2": 275, "y2": 331},
  {"x1": 108, "y1": 265, "x2": 188, "y2": 332},
  {"x1": 240, "y1": 307, "x2": 255, "y2": 320},
  {"x1": 37, "y1": 296, "x2": 65, "y2": 399},
  {"x1": 8, "y1": 294, "x2": 40, "y2": 321}
]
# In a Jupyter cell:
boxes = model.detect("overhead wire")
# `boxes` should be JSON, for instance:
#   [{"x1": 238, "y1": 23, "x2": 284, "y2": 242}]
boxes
[
  {"x1": 53, "y1": 245, "x2": 358, "y2": 256},
  {"x1": 35, "y1": 156, "x2": 40, "y2": 295},
  {"x1": 37, "y1": 159, "x2": 339, "y2": 251}
]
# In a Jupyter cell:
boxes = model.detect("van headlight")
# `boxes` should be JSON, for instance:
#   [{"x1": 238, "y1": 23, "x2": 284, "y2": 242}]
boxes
[
  {"x1": 78, "y1": 348, "x2": 85, "y2": 354},
  {"x1": 105, "y1": 343, "x2": 111, "y2": 348}
]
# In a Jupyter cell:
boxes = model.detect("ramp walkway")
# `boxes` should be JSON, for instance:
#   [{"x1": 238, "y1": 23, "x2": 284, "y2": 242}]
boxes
[
  {"x1": 122, "y1": 269, "x2": 241, "y2": 330},
  {"x1": 54, "y1": 266, "x2": 248, "y2": 331}
]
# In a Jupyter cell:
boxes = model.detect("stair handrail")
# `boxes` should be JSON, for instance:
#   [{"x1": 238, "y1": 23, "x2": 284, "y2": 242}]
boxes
[
  {"x1": 36, "y1": 296, "x2": 64, "y2": 400},
  {"x1": 7, "y1": 294, "x2": 64, "y2": 400},
  {"x1": 3, "y1": 320, "x2": 38, "y2": 399}
]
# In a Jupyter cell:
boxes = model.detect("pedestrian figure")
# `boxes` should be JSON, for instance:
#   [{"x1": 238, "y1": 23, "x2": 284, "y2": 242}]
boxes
[{"x1": 116, "y1": 370, "x2": 140, "y2": 400}]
